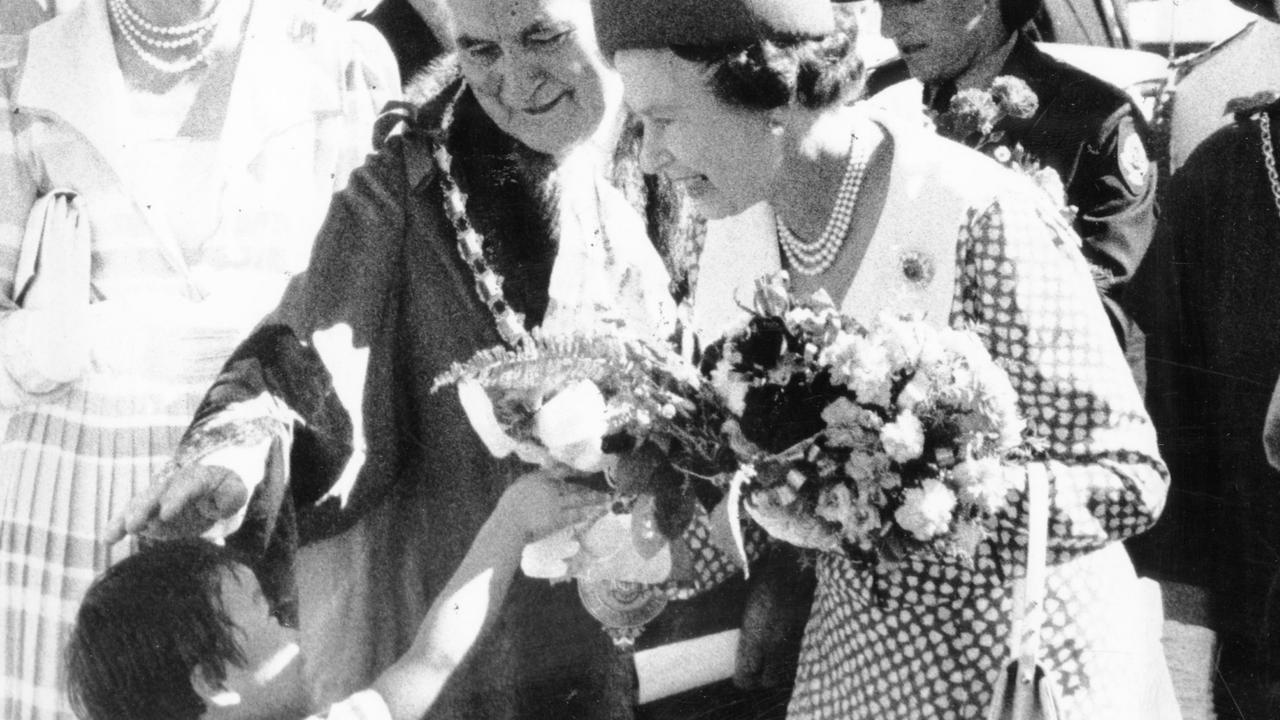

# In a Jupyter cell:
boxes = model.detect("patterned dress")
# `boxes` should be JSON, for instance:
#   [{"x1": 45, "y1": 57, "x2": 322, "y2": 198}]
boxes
[
  {"x1": 0, "y1": 3, "x2": 396, "y2": 718},
  {"x1": 683, "y1": 114, "x2": 1174, "y2": 719}
]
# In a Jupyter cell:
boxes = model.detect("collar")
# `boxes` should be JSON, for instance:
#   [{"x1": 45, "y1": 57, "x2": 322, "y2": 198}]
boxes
[
  {"x1": 14, "y1": 0, "x2": 339, "y2": 177},
  {"x1": 954, "y1": 31, "x2": 1020, "y2": 94},
  {"x1": 13, "y1": 0, "x2": 342, "y2": 286}
]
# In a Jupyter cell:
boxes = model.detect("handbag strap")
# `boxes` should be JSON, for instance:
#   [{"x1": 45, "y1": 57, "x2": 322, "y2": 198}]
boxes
[{"x1": 1010, "y1": 464, "x2": 1050, "y2": 714}]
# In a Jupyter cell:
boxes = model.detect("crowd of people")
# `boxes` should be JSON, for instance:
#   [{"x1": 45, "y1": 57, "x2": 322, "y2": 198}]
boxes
[{"x1": 1, "y1": 0, "x2": 1278, "y2": 719}]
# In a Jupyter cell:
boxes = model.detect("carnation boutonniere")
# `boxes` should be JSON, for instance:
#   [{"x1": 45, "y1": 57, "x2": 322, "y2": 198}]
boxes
[{"x1": 931, "y1": 76, "x2": 1077, "y2": 227}]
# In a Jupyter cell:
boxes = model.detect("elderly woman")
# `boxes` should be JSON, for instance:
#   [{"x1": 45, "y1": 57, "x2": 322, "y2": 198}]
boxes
[
  {"x1": 0, "y1": 1, "x2": 396, "y2": 718},
  {"x1": 111, "y1": 0, "x2": 804, "y2": 718},
  {"x1": 591, "y1": 0, "x2": 1177, "y2": 717}
]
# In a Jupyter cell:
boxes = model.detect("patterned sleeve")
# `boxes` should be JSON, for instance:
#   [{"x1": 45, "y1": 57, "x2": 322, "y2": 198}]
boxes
[
  {"x1": 166, "y1": 129, "x2": 417, "y2": 502},
  {"x1": 955, "y1": 194, "x2": 1169, "y2": 559},
  {"x1": 659, "y1": 502, "x2": 764, "y2": 600}
]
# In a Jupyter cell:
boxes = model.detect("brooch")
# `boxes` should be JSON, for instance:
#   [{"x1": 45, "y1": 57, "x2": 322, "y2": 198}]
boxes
[{"x1": 900, "y1": 251, "x2": 935, "y2": 286}]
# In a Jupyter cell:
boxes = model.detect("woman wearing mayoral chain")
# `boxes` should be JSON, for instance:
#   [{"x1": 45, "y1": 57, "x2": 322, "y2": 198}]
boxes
[{"x1": 112, "y1": 0, "x2": 802, "y2": 718}]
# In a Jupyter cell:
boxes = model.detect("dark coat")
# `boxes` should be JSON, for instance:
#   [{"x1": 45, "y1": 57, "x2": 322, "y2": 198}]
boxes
[
  {"x1": 868, "y1": 34, "x2": 1158, "y2": 389},
  {"x1": 191, "y1": 71, "x2": 802, "y2": 720},
  {"x1": 1129, "y1": 97, "x2": 1280, "y2": 628}
]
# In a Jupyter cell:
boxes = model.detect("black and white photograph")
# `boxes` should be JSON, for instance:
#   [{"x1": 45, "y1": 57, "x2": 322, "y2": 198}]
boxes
[{"x1": 1, "y1": 0, "x2": 1277, "y2": 718}]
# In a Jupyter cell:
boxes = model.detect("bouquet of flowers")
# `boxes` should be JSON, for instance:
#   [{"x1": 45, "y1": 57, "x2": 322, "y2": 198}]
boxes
[
  {"x1": 932, "y1": 75, "x2": 1076, "y2": 226},
  {"x1": 432, "y1": 330, "x2": 731, "y2": 587},
  {"x1": 709, "y1": 274, "x2": 1027, "y2": 568}
]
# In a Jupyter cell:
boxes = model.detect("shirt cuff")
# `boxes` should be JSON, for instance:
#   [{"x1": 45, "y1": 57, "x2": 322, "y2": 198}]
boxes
[{"x1": 312, "y1": 689, "x2": 393, "y2": 720}]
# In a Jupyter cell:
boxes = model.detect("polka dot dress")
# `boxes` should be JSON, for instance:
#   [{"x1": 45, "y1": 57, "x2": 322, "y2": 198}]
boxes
[{"x1": 683, "y1": 187, "x2": 1172, "y2": 719}]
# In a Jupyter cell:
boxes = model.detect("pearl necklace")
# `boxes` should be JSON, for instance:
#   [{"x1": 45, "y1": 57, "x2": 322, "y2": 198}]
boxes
[
  {"x1": 775, "y1": 132, "x2": 869, "y2": 277},
  {"x1": 435, "y1": 84, "x2": 532, "y2": 348},
  {"x1": 108, "y1": 0, "x2": 221, "y2": 74}
]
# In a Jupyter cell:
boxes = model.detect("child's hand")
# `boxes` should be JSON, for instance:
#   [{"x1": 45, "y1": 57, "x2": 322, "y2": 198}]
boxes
[{"x1": 499, "y1": 470, "x2": 609, "y2": 543}]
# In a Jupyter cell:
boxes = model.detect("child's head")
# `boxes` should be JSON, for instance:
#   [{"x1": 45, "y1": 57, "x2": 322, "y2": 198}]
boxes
[{"x1": 65, "y1": 540, "x2": 310, "y2": 720}]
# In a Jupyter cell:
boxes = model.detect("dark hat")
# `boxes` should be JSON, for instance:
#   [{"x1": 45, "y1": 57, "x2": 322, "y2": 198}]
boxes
[
  {"x1": 591, "y1": 0, "x2": 837, "y2": 56},
  {"x1": 1228, "y1": 0, "x2": 1278, "y2": 21}
]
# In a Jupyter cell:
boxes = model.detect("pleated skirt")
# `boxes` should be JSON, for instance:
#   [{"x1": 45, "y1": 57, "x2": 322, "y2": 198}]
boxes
[{"x1": 0, "y1": 330, "x2": 235, "y2": 720}]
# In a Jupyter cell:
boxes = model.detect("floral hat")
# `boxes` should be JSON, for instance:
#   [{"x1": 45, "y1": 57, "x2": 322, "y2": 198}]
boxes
[{"x1": 591, "y1": 0, "x2": 839, "y2": 56}]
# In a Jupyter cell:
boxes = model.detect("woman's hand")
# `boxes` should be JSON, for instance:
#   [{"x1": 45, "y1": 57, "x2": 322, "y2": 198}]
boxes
[
  {"x1": 496, "y1": 470, "x2": 609, "y2": 544},
  {"x1": 105, "y1": 439, "x2": 271, "y2": 543},
  {"x1": 8, "y1": 192, "x2": 93, "y2": 388}
]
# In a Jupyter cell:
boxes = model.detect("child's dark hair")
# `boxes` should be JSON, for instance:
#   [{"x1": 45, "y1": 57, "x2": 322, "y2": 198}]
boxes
[
  {"x1": 64, "y1": 540, "x2": 249, "y2": 720},
  {"x1": 667, "y1": 6, "x2": 862, "y2": 111}
]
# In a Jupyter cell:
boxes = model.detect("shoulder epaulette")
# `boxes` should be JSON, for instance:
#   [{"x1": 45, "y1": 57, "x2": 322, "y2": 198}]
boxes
[{"x1": 1227, "y1": 91, "x2": 1280, "y2": 123}]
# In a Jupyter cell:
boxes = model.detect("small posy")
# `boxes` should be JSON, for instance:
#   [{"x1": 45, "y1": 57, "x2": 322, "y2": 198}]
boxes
[{"x1": 711, "y1": 272, "x2": 1027, "y2": 567}]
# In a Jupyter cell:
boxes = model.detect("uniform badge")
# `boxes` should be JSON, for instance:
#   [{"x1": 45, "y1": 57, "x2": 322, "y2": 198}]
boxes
[{"x1": 1119, "y1": 130, "x2": 1149, "y2": 191}]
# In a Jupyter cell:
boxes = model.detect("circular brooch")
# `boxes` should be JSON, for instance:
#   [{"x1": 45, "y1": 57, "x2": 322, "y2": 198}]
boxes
[{"x1": 900, "y1": 251, "x2": 936, "y2": 286}]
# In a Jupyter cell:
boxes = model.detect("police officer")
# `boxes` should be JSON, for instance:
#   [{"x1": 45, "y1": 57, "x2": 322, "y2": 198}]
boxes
[{"x1": 867, "y1": 0, "x2": 1156, "y2": 389}]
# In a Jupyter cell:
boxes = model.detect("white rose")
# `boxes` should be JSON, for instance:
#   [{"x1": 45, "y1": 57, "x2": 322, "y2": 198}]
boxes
[
  {"x1": 847, "y1": 337, "x2": 894, "y2": 408},
  {"x1": 818, "y1": 332, "x2": 859, "y2": 382},
  {"x1": 784, "y1": 307, "x2": 819, "y2": 332},
  {"x1": 894, "y1": 479, "x2": 958, "y2": 541},
  {"x1": 896, "y1": 375, "x2": 932, "y2": 411},
  {"x1": 881, "y1": 411, "x2": 926, "y2": 463},
  {"x1": 710, "y1": 358, "x2": 750, "y2": 416},
  {"x1": 955, "y1": 458, "x2": 1009, "y2": 513},
  {"x1": 821, "y1": 397, "x2": 862, "y2": 427},
  {"x1": 535, "y1": 379, "x2": 610, "y2": 472},
  {"x1": 843, "y1": 451, "x2": 880, "y2": 482},
  {"x1": 877, "y1": 318, "x2": 929, "y2": 372},
  {"x1": 815, "y1": 483, "x2": 854, "y2": 526}
]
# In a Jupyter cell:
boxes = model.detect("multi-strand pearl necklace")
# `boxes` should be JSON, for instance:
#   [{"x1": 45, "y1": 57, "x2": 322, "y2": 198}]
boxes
[
  {"x1": 108, "y1": 0, "x2": 221, "y2": 75},
  {"x1": 435, "y1": 85, "x2": 533, "y2": 349},
  {"x1": 775, "y1": 133, "x2": 870, "y2": 277}
]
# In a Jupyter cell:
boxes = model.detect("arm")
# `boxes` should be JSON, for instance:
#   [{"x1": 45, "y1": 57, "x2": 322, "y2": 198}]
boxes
[
  {"x1": 368, "y1": 473, "x2": 606, "y2": 720},
  {"x1": 961, "y1": 195, "x2": 1168, "y2": 558},
  {"x1": 1071, "y1": 107, "x2": 1157, "y2": 345},
  {"x1": 109, "y1": 130, "x2": 415, "y2": 543},
  {"x1": 1129, "y1": 146, "x2": 1214, "y2": 528}
]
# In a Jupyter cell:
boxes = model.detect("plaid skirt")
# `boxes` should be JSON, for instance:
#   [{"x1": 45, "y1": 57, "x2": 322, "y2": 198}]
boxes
[{"x1": 0, "y1": 330, "x2": 234, "y2": 720}]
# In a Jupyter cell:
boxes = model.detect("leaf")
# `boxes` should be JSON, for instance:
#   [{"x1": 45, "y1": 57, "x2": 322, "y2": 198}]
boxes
[{"x1": 727, "y1": 469, "x2": 751, "y2": 578}]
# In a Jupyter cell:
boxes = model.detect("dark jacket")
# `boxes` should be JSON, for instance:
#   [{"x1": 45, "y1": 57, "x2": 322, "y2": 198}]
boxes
[
  {"x1": 1128, "y1": 97, "x2": 1280, "y2": 635},
  {"x1": 185, "y1": 69, "x2": 804, "y2": 720},
  {"x1": 868, "y1": 34, "x2": 1158, "y2": 389}
]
